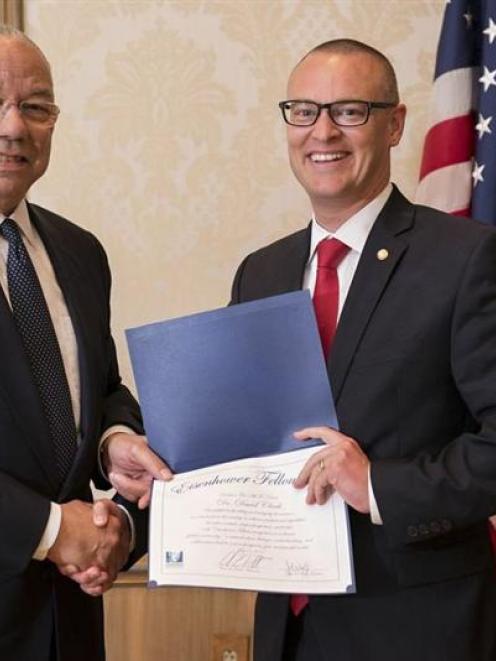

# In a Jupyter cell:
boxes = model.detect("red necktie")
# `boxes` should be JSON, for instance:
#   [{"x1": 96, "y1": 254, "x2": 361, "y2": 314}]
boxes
[
  {"x1": 290, "y1": 237, "x2": 350, "y2": 617},
  {"x1": 313, "y1": 238, "x2": 351, "y2": 358}
]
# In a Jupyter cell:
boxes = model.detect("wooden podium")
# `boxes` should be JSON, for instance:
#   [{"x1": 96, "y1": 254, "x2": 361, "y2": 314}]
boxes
[{"x1": 104, "y1": 558, "x2": 256, "y2": 661}]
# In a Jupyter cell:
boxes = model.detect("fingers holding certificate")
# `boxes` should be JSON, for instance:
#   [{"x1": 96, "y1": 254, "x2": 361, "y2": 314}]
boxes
[{"x1": 293, "y1": 426, "x2": 371, "y2": 512}]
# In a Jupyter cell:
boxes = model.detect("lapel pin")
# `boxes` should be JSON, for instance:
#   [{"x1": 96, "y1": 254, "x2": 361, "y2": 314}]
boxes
[{"x1": 376, "y1": 248, "x2": 389, "y2": 261}]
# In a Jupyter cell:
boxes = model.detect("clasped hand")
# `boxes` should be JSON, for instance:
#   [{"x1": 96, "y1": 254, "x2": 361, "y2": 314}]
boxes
[{"x1": 47, "y1": 499, "x2": 130, "y2": 596}]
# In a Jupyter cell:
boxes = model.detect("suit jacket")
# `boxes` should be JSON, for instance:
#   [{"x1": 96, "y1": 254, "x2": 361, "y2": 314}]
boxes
[
  {"x1": 230, "y1": 187, "x2": 496, "y2": 661},
  {"x1": 0, "y1": 203, "x2": 143, "y2": 661}
]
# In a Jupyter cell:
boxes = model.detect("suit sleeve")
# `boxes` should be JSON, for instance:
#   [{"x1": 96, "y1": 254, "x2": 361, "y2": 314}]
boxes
[
  {"x1": 228, "y1": 254, "x2": 250, "y2": 306},
  {"x1": 371, "y1": 229, "x2": 496, "y2": 547},
  {"x1": 88, "y1": 236, "x2": 143, "y2": 491},
  {"x1": 0, "y1": 471, "x2": 50, "y2": 577}
]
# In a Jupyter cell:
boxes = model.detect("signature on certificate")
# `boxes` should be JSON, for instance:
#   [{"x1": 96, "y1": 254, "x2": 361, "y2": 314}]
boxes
[
  {"x1": 219, "y1": 548, "x2": 272, "y2": 572},
  {"x1": 285, "y1": 560, "x2": 310, "y2": 576}
]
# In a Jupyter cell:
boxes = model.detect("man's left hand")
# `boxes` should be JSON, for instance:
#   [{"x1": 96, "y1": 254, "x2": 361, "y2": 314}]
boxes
[
  {"x1": 293, "y1": 426, "x2": 370, "y2": 513},
  {"x1": 102, "y1": 432, "x2": 172, "y2": 509}
]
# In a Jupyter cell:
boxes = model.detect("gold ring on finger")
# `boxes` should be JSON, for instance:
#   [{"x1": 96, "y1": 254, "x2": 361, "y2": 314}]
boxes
[{"x1": 319, "y1": 459, "x2": 325, "y2": 471}]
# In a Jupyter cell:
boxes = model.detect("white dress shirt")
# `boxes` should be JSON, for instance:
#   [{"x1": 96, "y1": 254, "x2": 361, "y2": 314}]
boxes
[{"x1": 303, "y1": 183, "x2": 393, "y2": 524}]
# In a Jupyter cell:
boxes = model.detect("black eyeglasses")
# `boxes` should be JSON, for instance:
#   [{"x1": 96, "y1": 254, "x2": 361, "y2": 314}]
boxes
[{"x1": 278, "y1": 99, "x2": 396, "y2": 127}]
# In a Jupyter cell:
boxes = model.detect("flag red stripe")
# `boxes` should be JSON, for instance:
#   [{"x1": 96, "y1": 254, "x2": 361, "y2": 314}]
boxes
[{"x1": 419, "y1": 115, "x2": 474, "y2": 181}]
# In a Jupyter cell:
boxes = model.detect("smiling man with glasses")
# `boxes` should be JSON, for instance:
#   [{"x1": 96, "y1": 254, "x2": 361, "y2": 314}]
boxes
[{"x1": 229, "y1": 39, "x2": 496, "y2": 661}]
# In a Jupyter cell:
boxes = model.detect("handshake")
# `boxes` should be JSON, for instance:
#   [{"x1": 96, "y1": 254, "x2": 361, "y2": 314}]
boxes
[
  {"x1": 47, "y1": 432, "x2": 171, "y2": 597},
  {"x1": 47, "y1": 498, "x2": 131, "y2": 596}
]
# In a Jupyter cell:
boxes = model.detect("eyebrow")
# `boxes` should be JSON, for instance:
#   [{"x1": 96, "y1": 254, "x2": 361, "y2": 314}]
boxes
[
  {"x1": 0, "y1": 88, "x2": 55, "y2": 101},
  {"x1": 26, "y1": 87, "x2": 54, "y2": 99}
]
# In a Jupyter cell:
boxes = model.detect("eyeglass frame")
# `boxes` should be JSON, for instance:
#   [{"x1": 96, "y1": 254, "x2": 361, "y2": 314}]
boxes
[
  {"x1": 0, "y1": 99, "x2": 60, "y2": 127},
  {"x1": 278, "y1": 99, "x2": 397, "y2": 127}
]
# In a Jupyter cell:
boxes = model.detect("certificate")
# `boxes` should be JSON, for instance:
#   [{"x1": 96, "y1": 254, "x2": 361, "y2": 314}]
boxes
[{"x1": 149, "y1": 447, "x2": 355, "y2": 594}]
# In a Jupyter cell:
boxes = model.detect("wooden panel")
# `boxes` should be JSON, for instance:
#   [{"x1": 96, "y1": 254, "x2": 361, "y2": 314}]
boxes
[
  {"x1": 211, "y1": 634, "x2": 250, "y2": 661},
  {"x1": 1, "y1": 0, "x2": 23, "y2": 28},
  {"x1": 104, "y1": 565, "x2": 256, "y2": 661}
]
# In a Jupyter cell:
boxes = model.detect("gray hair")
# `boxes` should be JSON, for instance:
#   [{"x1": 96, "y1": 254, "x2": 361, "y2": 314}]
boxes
[{"x1": 0, "y1": 25, "x2": 53, "y2": 83}]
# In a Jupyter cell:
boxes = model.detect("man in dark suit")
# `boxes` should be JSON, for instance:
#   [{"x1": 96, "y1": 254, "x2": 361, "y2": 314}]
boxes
[
  {"x1": 0, "y1": 27, "x2": 167, "y2": 661},
  {"x1": 230, "y1": 39, "x2": 496, "y2": 661}
]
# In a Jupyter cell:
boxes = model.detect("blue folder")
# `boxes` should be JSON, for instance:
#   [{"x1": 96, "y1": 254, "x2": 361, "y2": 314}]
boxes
[{"x1": 126, "y1": 291, "x2": 337, "y2": 473}]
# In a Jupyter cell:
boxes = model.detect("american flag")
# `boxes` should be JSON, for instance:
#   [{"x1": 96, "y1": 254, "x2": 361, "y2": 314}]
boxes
[{"x1": 416, "y1": 0, "x2": 496, "y2": 225}]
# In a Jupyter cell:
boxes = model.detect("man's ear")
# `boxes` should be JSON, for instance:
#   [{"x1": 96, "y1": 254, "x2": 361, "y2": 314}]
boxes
[{"x1": 389, "y1": 103, "x2": 407, "y2": 147}]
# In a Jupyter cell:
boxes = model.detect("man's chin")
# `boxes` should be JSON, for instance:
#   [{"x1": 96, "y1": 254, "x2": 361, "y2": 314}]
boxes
[{"x1": 0, "y1": 187, "x2": 28, "y2": 216}]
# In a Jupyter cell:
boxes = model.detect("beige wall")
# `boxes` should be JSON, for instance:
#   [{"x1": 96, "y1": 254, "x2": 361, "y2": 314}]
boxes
[{"x1": 24, "y1": 0, "x2": 445, "y2": 387}]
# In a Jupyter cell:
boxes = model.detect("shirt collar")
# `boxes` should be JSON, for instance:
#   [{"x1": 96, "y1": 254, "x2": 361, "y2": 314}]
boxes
[
  {"x1": 308, "y1": 183, "x2": 393, "y2": 262},
  {"x1": 0, "y1": 200, "x2": 36, "y2": 247}
]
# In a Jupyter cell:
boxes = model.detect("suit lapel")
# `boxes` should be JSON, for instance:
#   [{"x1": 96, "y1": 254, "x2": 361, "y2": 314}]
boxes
[
  {"x1": 256, "y1": 226, "x2": 311, "y2": 297},
  {"x1": 250, "y1": 194, "x2": 414, "y2": 405},
  {"x1": 329, "y1": 187, "x2": 414, "y2": 402},
  {"x1": 281, "y1": 227, "x2": 312, "y2": 291}
]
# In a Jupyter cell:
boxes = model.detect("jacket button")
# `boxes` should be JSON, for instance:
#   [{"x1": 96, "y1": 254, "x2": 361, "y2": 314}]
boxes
[{"x1": 407, "y1": 525, "x2": 418, "y2": 538}]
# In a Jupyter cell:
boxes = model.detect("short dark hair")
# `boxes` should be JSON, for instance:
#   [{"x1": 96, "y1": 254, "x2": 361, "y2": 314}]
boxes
[{"x1": 297, "y1": 38, "x2": 399, "y2": 104}]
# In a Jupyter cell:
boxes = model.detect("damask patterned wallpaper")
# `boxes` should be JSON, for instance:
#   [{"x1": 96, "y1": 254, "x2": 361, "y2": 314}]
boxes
[{"x1": 24, "y1": 0, "x2": 445, "y2": 386}]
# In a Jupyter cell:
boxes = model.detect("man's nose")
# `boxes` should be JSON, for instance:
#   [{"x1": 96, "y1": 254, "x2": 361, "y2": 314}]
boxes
[
  {"x1": 311, "y1": 109, "x2": 342, "y2": 140},
  {"x1": 0, "y1": 104, "x2": 27, "y2": 138}
]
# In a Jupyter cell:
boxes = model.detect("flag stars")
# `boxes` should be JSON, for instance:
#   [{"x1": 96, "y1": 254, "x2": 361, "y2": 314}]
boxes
[
  {"x1": 475, "y1": 113, "x2": 493, "y2": 138},
  {"x1": 483, "y1": 17, "x2": 496, "y2": 44},
  {"x1": 479, "y1": 66, "x2": 496, "y2": 92},
  {"x1": 463, "y1": 11, "x2": 474, "y2": 28},
  {"x1": 472, "y1": 162, "x2": 485, "y2": 186}
]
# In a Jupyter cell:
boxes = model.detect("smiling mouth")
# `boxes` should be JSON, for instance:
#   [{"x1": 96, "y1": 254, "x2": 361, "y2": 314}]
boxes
[
  {"x1": 310, "y1": 152, "x2": 347, "y2": 163},
  {"x1": 0, "y1": 154, "x2": 27, "y2": 165}
]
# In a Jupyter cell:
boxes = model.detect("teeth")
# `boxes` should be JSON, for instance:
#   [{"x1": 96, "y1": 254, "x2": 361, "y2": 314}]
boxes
[
  {"x1": 310, "y1": 152, "x2": 346, "y2": 162},
  {"x1": 0, "y1": 155, "x2": 24, "y2": 164}
]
